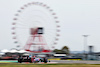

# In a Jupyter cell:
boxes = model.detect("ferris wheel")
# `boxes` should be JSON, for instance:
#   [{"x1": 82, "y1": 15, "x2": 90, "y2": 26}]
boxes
[{"x1": 11, "y1": 2, "x2": 60, "y2": 52}]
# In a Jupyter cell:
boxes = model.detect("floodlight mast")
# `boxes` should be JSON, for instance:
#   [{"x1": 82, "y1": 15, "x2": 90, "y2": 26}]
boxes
[{"x1": 83, "y1": 35, "x2": 89, "y2": 54}]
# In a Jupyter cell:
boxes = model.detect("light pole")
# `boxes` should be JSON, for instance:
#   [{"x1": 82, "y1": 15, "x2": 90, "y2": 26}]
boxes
[{"x1": 83, "y1": 35, "x2": 89, "y2": 54}]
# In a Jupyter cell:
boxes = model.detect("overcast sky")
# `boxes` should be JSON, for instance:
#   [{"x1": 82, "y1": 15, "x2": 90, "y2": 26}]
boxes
[{"x1": 0, "y1": 0, "x2": 100, "y2": 52}]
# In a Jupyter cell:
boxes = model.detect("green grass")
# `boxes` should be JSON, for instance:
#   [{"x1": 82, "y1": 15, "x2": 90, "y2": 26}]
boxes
[{"x1": 0, "y1": 63, "x2": 100, "y2": 67}]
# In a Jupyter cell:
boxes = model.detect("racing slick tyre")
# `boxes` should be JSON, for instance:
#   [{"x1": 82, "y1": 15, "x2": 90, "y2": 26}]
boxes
[
  {"x1": 18, "y1": 59, "x2": 22, "y2": 63},
  {"x1": 18, "y1": 58, "x2": 22, "y2": 63},
  {"x1": 43, "y1": 58, "x2": 47, "y2": 63}
]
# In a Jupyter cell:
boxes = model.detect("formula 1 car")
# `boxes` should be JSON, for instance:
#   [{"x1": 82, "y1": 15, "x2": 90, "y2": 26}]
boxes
[
  {"x1": 18, "y1": 55, "x2": 50, "y2": 63},
  {"x1": 18, "y1": 55, "x2": 32, "y2": 63}
]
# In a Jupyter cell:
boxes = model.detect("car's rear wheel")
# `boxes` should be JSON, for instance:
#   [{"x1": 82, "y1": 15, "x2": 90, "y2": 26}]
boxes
[
  {"x1": 18, "y1": 60, "x2": 22, "y2": 63},
  {"x1": 18, "y1": 58, "x2": 22, "y2": 63}
]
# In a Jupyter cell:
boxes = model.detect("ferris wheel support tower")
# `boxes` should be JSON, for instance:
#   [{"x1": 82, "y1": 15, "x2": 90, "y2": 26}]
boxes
[{"x1": 24, "y1": 27, "x2": 51, "y2": 53}]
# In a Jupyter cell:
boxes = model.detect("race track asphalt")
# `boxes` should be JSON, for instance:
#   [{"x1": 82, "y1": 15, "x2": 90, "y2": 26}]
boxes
[
  {"x1": 1, "y1": 60, "x2": 100, "y2": 64},
  {"x1": 50, "y1": 60, "x2": 100, "y2": 64}
]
